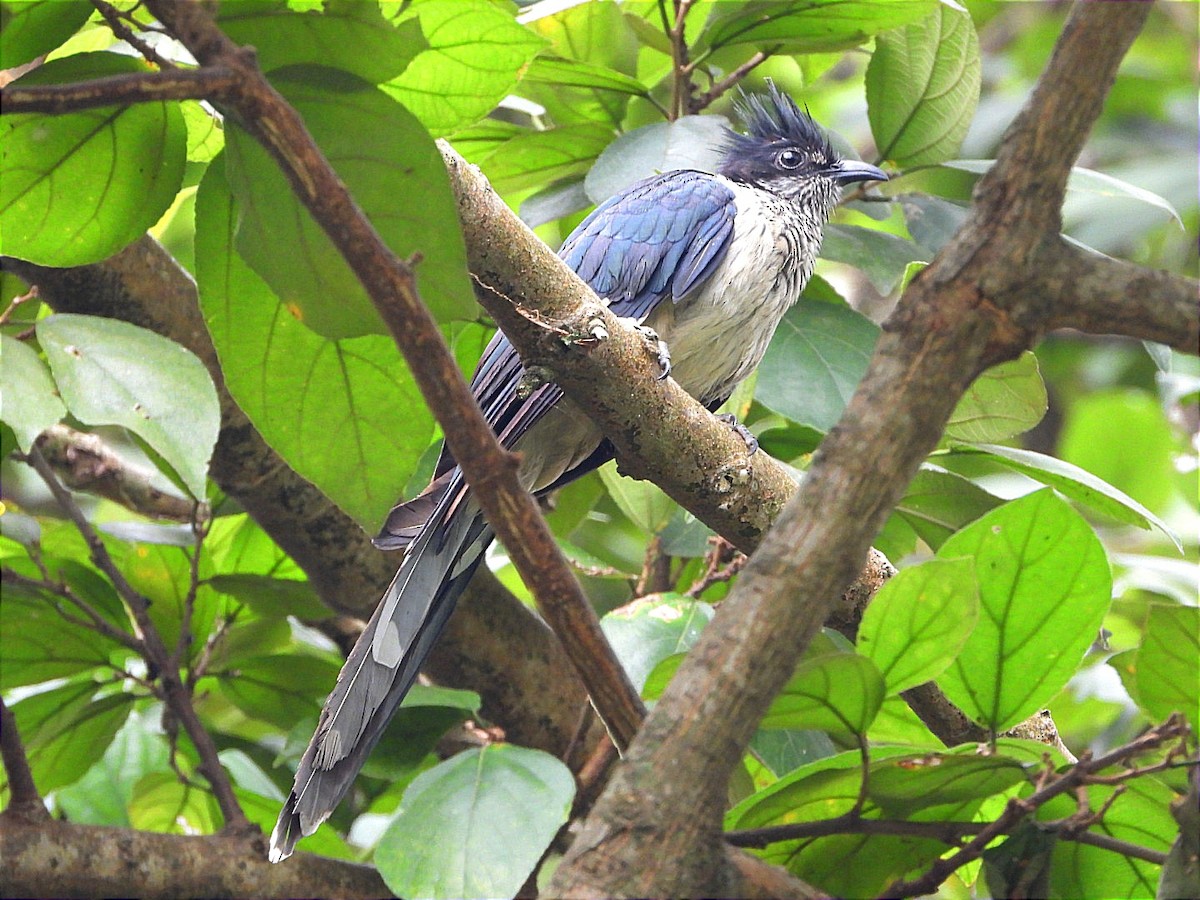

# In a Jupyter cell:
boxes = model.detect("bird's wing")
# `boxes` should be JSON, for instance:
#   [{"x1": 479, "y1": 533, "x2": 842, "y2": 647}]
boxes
[{"x1": 375, "y1": 171, "x2": 735, "y2": 548}]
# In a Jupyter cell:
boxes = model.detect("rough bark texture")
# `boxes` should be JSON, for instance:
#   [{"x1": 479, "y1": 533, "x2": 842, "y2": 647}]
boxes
[{"x1": 0, "y1": 817, "x2": 391, "y2": 900}]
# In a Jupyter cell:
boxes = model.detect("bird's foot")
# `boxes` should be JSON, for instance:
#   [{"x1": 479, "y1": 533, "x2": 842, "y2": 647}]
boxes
[
  {"x1": 715, "y1": 413, "x2": 759, "y2": 455},
  {"x1": 626, "y1": 322, "x2": 671, "y2": 380}
]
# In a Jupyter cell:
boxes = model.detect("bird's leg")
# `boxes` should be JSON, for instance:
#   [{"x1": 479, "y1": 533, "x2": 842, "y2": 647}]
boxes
[
  {"x1": 715, "y1": 412, "x2": 759, "y2": 455},
  {"x1": 621, "y1": 319, "x2": 672, "y2": 381}
]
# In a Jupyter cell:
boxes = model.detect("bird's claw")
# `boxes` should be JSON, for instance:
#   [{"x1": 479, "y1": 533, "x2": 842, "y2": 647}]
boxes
[
  {"x1": 715, "y1": 413, "x2": 759, "y2": 455},
  {"x1": 630, "y1": 323, "x2": 671, "y2": 380}
]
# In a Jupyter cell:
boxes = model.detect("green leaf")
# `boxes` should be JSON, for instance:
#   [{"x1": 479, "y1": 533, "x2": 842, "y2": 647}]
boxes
[
  {"x1": 195, "y1": 155, "x2": 437, "y2": 532},
  {"x1": 121, "y1": 541, "x2": 221, "y2": 655},
  {"x1": 382, "y1": 0, "x2": 546, "y2": 136},
  {"x1": 1122, "y1": 604, "x2": 1199, "y2": 725},
  {"x1": 935, "y1": 489, "x2": 1112, "y2": 732},
  {"x1": 212, "y1": 654, "x2": 341, "y2": 729},
  {"x1": 951, "y1": 443, "x2": 1182, "y2": 551},
  {"x1": 0, "y1": 334, "x2": 65, "y2": 451},
  {"x1": 703, "y1": 0, "x2": 937, "y2": 53},
  {"x1": 598, "y1": 461, "x2": 677, "y2": 535},
  {"x1": 224, "y1": 70, "x2": 476, "y2": 340},
  {"x1": 0, "y1": 564, "x2": 131, "y2": 689},
  {"x1": 870, "y1": 752, "x2": 1028, "y2": 817},
  {"x1": 1057, "y1": 388, "x2": 1182, "y2": 516},
  {"x1": 943, "y1": 160, "x2": 1184, "y2": 227},
  {"x1": 55, "y1": 710, "x2": 170, "y2": 828},
  {"x1": 584, "y1": 116, "x2": 730, "y2": 202},
  {"x1": 5, "y1": 682, "x2": 132, "y2": 795},
  {"x1": 129, "y1": 771, "x2": 222, "y2": 834},
  {"x1": 867, "y1": 3, "x2": 980, "y2": 166},
  {"x1": 36, "y1": 315, "x2": 219, "y2": 498},
  {"x1": 600, "y1": 595, "x2": 713, "y2": 692},
  {"x1": 480, "y1": 123, "x2": 614, "y2": 194},
  {"x1": 208, "y1": 573, "x2": 329, "y2": 621},
  {"x1": 0, "y1": 0, "x2": 93, "y2": 68},
  {"x1": 761, "y1": 652, "x2": 885, "y2": 735},
  {"x1": 521, "y1": 55, "x2": 647, "y2": 96},
  {"x1": 891, "y1": 466, "x2": 1002, "y2": 550},
  {"x1": 375, "y1": 744, "x2": 575, "y2": 900},
  {"x1": 218, "y1": 0, "x2": 426, "y2": 82},
  {"x1": 0, "y1": 53, "x2": 187, "y2": 266},
  {"x1": 944, "y1": 351, "x2": 1047, "y2": 443},
  {"x1": 755, "y1": 298, "x2": 880, "y2": 432},
  {"x1": 821, "y1": 224, "x2": 928, "y2": 294},
  {"x1": 857, "y1": 557, "x2": 979, "y2": 695}
]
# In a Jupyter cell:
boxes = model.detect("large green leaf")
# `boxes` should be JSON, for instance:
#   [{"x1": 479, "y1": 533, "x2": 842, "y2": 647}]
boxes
[
  {"x1": 1118, "y1": 604, "x2": 1198, "y2": 725},
  {"x1": 129, "y1": 772, "x2": 222, "y2": 834},
  {"x1": 194, "y1": 155, "x2": 437, "y2": 532},
  {"x1": 0, "y1": 334, "x2": 65, "y2": 451},
  {"x1": 944, "y1": 351, "x2": 1047, "y2": 443},
  {"x1": 225, "y1": 70, "x2": 476, "y2": 340},
  {"x1": 890, "y1": 466, "x2": 1002, "y2": 550},
  {"x1": 597, "y1": 461, "x2": 677, "y2": 536},
  {"x1": 936, "y1": 489, "x2": 1112, "y2": 732},
  {"x1": 821, "y1": 224, "x2": 928, "y2": 294},
  {"x1": 857, "y1": 557, "x2": 979, "y2": 695},
  {"x1": 218, "y1": 0, "x2": 425, "y2": 82},
  {"x1": 211, "y1": 654, "x2": 341, "y2": 730},
  {"x1": 480, "y1": 123, "x2": 614, "y2": 194},
  {"x1": 36, "y1": 314, "x2": 219, "y2": 498},
  {"x1": 601, "y1": 595, "x2": 714, "y2": 693},
  {"x1": 383, "y1": 0, "x2": 546, "y2": 136},
  {"x1": 951, "y1": 443, "x2": 1182, "y2": 551},
  {"x1": 0, "y1": 53, "x2": 186, "y2": 267},
  {"x1": 0, "y1": 0, "x2": 93, "y2": 69},
  {"x1": 584, "y1": 116, "x2": 730, "y2": 202},
  {"x1": 755, "y1": 298, "x2": 880, "y2": 432},
  {"x1": 702, "y1": 0, "x2": 937, "y2": 53},
  {"x1": 4, "y1": 681, "x2": 132, "y2": 795},
  {"x1": 867, "y1": 3, "x2": 980, "y2": 166},
  {"x1": 375, "y1": 744, "x2": 575, "y2": 900},
  {"x1": 761, "y1": 652, "x2": 885, "y2": 735}
]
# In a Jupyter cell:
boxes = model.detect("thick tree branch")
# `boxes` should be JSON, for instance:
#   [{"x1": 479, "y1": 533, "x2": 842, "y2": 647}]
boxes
[
  {"x1": 0, "y1": 67, "x2": 236, "y2": 114},
  {"x1": 142, "y1": 0, "x2": 647, "y2": 752},
  {"x1": 1041, "y1": 238, "x2": 1199, "y2": 352},
  {"x1": 0, "y1": 818, "x2": 391, "y2": 900},
  {"x1": 548, "y1": 2, "x2": 1164, "y2": 896}
]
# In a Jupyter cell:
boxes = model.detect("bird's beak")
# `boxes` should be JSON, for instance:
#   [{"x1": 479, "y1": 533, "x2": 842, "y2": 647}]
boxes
[{"x1": 831, "y1": 159, "x2": 888, "y2": 185}]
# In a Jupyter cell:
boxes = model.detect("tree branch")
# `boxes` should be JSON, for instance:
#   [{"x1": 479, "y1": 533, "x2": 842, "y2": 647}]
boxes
[
  {"x1": 0, "y1": 696, "x2": 47, "y2": 822},
  {"x1": 142, "y1": 0, "x2": 648, "y2": 752},
  {"x1": 548, "y1": 2, "x2": 1163, "y2": 896},
  {"x1": 0, "y1": 67, "x2": 237, "y2": 114},
  {"x1": 0, "y1": 818, "x2": 392, "y2": 900},
  {"x1": 33, "y1": 424, "x2": 196, "y2": 521},
  {"x1": 1042, "y1": 238, "x2": 1199, "y2": 352}
]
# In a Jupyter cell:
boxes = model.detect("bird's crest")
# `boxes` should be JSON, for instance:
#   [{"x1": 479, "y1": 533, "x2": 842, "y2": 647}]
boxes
[{"x1": 725, "y1": 81, "x2": 836, "y2": 163}]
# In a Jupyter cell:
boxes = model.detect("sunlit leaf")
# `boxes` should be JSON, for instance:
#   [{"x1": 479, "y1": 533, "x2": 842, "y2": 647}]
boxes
[
  {"x1": 0, "y1": 53, "x2": 186, "y2": 267},
  {"x1": 891, "y1": 466, "x2": 1001, "y2": 550},
  {"x1": 936, "y1": 490, "x2": 1112, "y2": 732},
  {"x1": 601, "y1": 595, "x2": 713, "y2": 693},
  {"x1": 867, "y1": 3, "x2": 980, "y2": 166},
  {"x1": 0, "y1": 334, "x2": 64, "y2": 451},
  {"x1": 375, "y1": 745, "x2": 575, "y2": 900},
  {"x1": 703, "y1": 0, "x2": 937, "y2": 53},
  {"x1": 36, "y1": 315, "x2": 219, "y2": 498},
  {"x1": 761, "y1": 652, "x2": 885, "y2": 735},
  {"x1": 944, "y1": 351, "x2": 1047, "y2": 443},
  {"x1": 857, "y1": 557, "x2": 979, "y2": 694},
  {"x1": 0, "y1": 0, "x2": 93, "y2": 68}
]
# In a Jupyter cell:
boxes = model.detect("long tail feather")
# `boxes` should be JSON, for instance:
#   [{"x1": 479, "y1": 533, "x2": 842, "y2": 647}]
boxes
[{"x1": 270, "y1": 484, "x2": 491, "y2": 861}]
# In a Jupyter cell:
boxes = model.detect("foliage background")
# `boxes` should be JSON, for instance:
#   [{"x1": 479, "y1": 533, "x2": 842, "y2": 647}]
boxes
[{"x1": 0, "y1": 1, "x2": 1196, "y2": 898}]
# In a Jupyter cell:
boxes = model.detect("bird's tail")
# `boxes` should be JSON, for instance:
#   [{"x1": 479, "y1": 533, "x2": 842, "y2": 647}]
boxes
[{"x1": 269, "y1": 481, "x2": 490, "y2": 861}]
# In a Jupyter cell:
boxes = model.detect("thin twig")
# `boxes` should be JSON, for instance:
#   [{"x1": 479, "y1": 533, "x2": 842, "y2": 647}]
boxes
[
  {"x1": 24, "y1": 445, "x2": 251, "y2": 833},
  {"x1": 0, "y1": 66, "x2": 238, "y2": 114},
  {"x1": 0, "y1": 285, "x2": 37, "y2": 326},
  {"x1": 692, "y1": 49, "x2": 776, "y2": 113},
  {"x1": 93, "y1": 0, "x2": 177, "y2": 69}
]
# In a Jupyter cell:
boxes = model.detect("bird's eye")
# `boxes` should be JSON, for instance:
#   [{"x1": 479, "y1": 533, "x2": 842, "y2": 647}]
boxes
[{"x1": 777, "y1": 149, "x2": 804, "y2": 170}]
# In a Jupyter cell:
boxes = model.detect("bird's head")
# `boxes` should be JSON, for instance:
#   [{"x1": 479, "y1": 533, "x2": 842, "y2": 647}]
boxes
[{"x1": 718, "y1": 83, "x2": 886, "y2": 215}]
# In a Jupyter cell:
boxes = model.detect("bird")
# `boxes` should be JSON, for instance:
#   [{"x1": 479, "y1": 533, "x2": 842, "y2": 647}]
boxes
[{"x1": 269, "y1": 83, "x2": 886, "y2": 861}]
